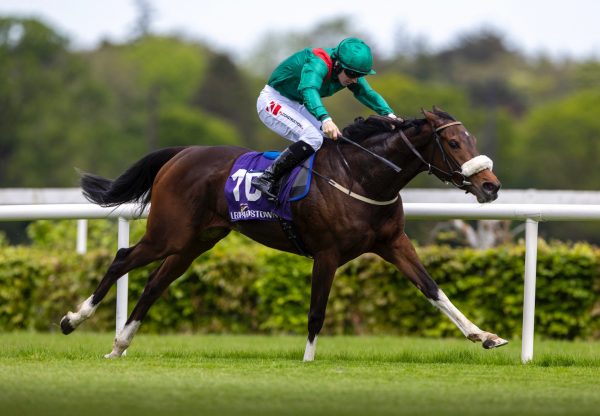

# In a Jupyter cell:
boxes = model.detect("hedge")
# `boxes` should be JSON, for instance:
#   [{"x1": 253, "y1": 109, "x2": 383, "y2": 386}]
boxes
[{"x1": 0, "y1": 231, "x2": 599, "y2": 339}]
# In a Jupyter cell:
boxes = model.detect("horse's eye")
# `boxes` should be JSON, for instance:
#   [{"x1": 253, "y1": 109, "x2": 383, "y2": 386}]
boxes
[{"x1": 449, "y1": 140, "x2": 460, "y2": 149}]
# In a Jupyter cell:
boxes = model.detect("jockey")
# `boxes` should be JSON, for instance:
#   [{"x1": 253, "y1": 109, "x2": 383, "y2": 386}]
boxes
[{"x1": 252, "y1": 37, "x2": 398, "y2": 199}]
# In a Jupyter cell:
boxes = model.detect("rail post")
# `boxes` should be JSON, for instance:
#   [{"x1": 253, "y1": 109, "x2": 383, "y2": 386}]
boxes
[
  {"x1": 521, "y1": 218, "x2": 539, "y2": 363},
  {"x1": 76, "y1": 219, "x2": 87, "y2": 254},
  {"x1": 116, "y1": 217, "x2": 129, "y2": 340}
]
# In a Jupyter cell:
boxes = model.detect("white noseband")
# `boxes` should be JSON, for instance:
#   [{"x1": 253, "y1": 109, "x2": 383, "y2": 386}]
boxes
[{"x1": 461, "y1": 155, "x2": 493, "y2": 177}]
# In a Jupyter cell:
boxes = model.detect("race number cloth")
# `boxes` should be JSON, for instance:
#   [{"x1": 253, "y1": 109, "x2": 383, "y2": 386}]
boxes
[{"x1": 224, "y1": 151, "x2": 315, "y2": 222}]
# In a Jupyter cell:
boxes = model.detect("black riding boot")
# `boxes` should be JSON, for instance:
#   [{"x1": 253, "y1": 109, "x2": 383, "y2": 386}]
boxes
[{"x1": 252, "y1": 140, "x2": 315, "y2": 200}]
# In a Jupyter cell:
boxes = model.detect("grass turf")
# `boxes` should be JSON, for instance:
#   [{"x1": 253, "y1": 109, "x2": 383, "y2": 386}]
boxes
[{"x1": 1, "y1": 333, "x2": 599, "y2": 416}]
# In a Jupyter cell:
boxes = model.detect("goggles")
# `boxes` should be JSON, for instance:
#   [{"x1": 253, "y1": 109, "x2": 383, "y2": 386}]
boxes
[{"x1": 344, "y1": 68, "x2": 367, "y2": 79}]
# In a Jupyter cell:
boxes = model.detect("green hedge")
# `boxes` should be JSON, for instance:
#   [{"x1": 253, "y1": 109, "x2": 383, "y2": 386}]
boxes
[{"x1": 1, "y1": 231, "x2": 599, "y2": 339}]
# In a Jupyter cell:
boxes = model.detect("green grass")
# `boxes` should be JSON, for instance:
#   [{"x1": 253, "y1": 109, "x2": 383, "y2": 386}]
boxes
[{"x1": 1, "y1": 333, "x2": 599, "y2": 416}]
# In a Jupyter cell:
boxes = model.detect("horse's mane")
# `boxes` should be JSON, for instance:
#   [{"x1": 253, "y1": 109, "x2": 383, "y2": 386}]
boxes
[
  {"x1": 342, "y1": 110, "x2": 456, "y2": 142},
  {"x1": 341, "y1": 116, "x2": 400, "y2": 142}
]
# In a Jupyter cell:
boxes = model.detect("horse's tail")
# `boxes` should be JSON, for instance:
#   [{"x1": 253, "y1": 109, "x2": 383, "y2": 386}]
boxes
[{"x1": 80, "y1": 146, "x2": 187, "y2": 210}]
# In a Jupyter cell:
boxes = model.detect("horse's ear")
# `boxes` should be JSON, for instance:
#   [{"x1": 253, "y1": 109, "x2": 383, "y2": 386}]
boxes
[
  {"x1": 432, "y1": 105, "x2": 445, "y2": 114},
  {"x1": 422, "y1": 108, "x2": 436, "y2": 121}
]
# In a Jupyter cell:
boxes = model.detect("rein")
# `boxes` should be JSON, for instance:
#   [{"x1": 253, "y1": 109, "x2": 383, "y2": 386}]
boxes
[
  {"x1": 338, "y1": 135, "x2": 402, "y2": 173},
  {"x1": 309, "y1": 133, "x2": 402, "y2": 206},
  {"x1": 307, "y1": 133, "x2": 402, "y2": 206}
]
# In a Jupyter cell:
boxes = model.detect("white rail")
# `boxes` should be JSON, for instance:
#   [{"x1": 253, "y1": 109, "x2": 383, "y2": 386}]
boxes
[
  {"x1": 0, "y1": 203, "x2": 146, "y2": 344},
  {"x1": 2, "y1": 202, "x2": 600, "y2": 363}
]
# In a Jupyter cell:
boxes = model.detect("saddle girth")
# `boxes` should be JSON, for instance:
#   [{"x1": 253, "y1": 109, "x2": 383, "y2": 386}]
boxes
[{"x1": 278, "y1": 218, "x2": 312, "y2": 258}]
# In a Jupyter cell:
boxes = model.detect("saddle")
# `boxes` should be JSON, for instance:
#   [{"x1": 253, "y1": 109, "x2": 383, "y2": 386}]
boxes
[
  {"x1": 224, "y1": 151, "x2": 316, "y2": 222},
  {"x1": 224, "y1": 151, "x2": 316, "y2": 257}
]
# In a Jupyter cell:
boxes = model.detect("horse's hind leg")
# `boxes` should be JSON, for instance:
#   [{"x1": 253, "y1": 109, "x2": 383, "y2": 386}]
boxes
[
  {"x1": 60, "y1": 238, "x2": 166, "y2": 334},
  {"x1": 375, "y1": 233, "x2": 508, "y2": 349},
  {"x1": 104, "y1": 237, "x2": 223, "y2": 358},
  {"x1": 303, "y1": 250, "x2": 339, "y2": 362}
]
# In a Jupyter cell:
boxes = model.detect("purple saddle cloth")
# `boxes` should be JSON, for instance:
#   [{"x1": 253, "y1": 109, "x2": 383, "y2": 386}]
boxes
[{"x1": 224, "y1": 151, "x2": 315, "y2": 222}]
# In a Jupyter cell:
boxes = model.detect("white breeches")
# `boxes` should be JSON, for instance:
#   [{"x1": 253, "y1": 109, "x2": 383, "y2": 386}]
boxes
[{"x1": 257, "y1": 85, "x2": 324, "y2": 151}]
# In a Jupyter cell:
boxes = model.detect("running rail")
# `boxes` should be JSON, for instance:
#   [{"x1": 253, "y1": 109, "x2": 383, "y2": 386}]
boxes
[{"x1": 2, "y1": 202, "x2": 600, "y2": 363}]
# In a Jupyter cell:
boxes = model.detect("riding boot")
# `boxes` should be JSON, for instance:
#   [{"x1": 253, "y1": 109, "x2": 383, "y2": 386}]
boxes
[{"x1": 252, "y1": 140, "x2": 315, "y2": 200}]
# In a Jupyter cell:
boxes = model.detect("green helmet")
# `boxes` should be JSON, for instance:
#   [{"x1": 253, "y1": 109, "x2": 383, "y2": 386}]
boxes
[{"x1": 335, "y1": 37, "x2": 376, "y2": 75}]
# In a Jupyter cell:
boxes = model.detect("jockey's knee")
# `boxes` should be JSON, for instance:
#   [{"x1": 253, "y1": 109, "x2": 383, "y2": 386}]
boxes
[{"x1": 298, "y1": 131, "x2": 323, "y2": 152}]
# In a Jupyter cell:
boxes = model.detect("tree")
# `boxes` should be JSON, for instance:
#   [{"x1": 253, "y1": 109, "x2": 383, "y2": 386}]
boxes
[
  {"x1": 83, "y1": 36, "x2": 246, "y2": 165},
  {"x1": 191, "y1": 52, "x2": 257, "y2": 147},
  {"x1": 131, "y1": 0, "x2": 156, "y2": 40},
  {"x1": 509, "y1": 90, "x2": 600, "y2": 190},
  {"x1": 0, "y1": 18, "x2": 94, "y2": 186}
]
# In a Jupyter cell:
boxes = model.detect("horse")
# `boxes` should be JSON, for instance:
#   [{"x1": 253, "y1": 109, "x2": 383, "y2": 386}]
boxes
[{"x1": 60, "y1": 107, "x2": 508, "y2": 360}]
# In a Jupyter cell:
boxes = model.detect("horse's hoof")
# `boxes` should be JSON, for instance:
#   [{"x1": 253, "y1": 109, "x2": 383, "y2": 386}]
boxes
[
  {"x1": 483, "y1": 337, "x2": 509, "y2": 349},
  {"x1": 60, "y1": 316, "x2": 75, "y2": 335}
]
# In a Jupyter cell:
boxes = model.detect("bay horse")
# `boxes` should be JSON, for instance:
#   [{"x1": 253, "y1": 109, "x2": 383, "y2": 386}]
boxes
[{"x1": 60, "y1": 107, "x2": 508, "y2": 360}]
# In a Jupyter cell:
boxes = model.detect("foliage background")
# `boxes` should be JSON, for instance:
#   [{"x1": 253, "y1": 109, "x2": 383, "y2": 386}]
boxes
[
  {"x1": 2, "y1": 16, "x2": 600, "y2": 189},
  {"x1": 1, "y1": 220, "x2": 598, "y2": 339}
]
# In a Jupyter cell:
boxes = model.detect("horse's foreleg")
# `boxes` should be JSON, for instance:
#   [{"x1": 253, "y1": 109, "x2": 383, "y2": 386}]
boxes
[
  {"x1": 60, "y1": 294, "x2": 98, "y2": 333},
  {"x1": 60, "y1": 240, "x2": 165, "y2": 335},
  {"x1": 376, "y1": 233, "x2": 508, "y2": 349},
  {"x1": 304, "y1": 251, "x2": 339, "y2": 362},
  {"x1": 428, "y1": 290, "x2": 508, "y2": 348}
]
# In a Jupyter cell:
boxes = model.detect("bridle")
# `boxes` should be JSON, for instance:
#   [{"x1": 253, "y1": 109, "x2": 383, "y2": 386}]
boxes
[
  {"x1": 315, "y1": 118, "x2": 493, "y2": 205},
  {"x1": 398, "y1": 120, "x2": 491, "y2": 189}
]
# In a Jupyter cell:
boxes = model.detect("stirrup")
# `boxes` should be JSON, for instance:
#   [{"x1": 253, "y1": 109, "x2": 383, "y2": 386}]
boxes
[{"x1": 252, "y1": 176, "x2": 278, "y2": 200}]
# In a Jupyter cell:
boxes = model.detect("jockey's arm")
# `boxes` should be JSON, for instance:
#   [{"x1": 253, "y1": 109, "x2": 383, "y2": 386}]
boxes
[
  {"x1": 299, "y1": 63, "x2": 342, "y2": 139},
  {"x1": 298, "y1": 61, "x2": 331, "y2": 122},
  {"x1": 349, "y1": 78, "x2": 394, "y2": 117},
  {"x1": 301, "y1": 87, "x2": 329, "y2": 123},
  {"x1": 301, "y1": 87, "x2": 341, "y2": 139}
]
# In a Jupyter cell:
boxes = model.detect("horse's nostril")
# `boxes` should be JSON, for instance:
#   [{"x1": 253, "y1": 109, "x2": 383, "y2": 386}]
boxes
[{"x1": 483, "y1": 182, "x2": 500, "y2": 195}]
